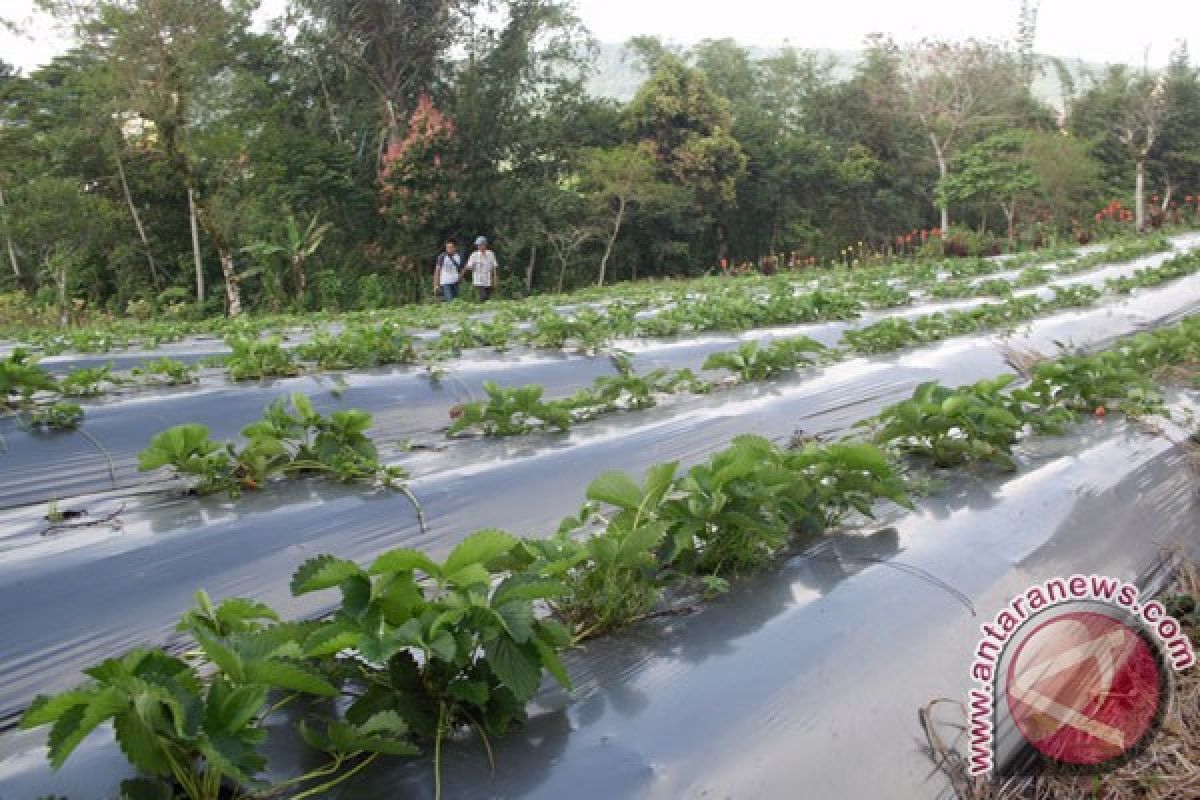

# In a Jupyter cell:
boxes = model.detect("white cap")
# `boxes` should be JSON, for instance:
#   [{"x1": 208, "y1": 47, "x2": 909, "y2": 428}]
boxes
[{"x1": 475, "y1": 236, "x2": 488, "y2": 246}]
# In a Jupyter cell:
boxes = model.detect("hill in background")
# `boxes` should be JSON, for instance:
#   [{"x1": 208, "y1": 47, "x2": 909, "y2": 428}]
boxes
[{"x1": 585, "y1": 41, "x2": 1106, "y2": 113}]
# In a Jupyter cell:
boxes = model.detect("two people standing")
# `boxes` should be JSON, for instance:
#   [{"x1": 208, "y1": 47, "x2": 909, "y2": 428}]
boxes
[{"x1": 434, "y1": 236, "x2": 499, "y2": 302}]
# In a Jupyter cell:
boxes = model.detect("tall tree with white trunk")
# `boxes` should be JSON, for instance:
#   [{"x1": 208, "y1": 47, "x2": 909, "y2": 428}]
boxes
[{"x1": 900, "y1": 39, "x2": 1023, "y2": 233}]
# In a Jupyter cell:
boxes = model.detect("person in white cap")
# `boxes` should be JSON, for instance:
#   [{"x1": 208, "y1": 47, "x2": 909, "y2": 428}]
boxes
[{"x1": 465, "y1": 235, "x2": 500, "y2": 302}]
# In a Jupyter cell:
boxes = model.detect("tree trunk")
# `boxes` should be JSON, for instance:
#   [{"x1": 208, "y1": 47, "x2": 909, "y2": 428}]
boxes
[
  {"x1": 556, "y1": 257, "x2": 567, "y2": 294},
  {"x1": 0, "y1": 187, "x2": 20, "y2": 283},
  {"x1": 188, "y1": 189, "x2": 205, "y2": 309},
  {"x1": 217, "y1": 247, "x2": 243, "y2": 317},
  {"x1": 192, "y1": 191, "x2": 242, "y2": 317},
  {"x1": 114, "y1": 146, "x2": 160, "y2": 288},
  {"x1": 291, "y1": 254, "x2": 307, "y2": 305},
  {"x1": 1135, "y1": 158, "x2": 1146, "y2": 232},
  {"x1": 1003, "y1": 200, "x2": 1016, "y2": 243},
  {"x1": 598, "y1": 196, "x2": 626, "y2": 287},
  {"x1": 57, "y1": 257, "x2": 68, "y2": 329},
  {"x1": 525, "y1": 242, "x2": 536, "y2": 293},
  {"x1": 716, "y1": 220, "x2": 729, "y2": 266},
  {"x1": 931, "y1": 135, "x2": 950, "y2": 232}
]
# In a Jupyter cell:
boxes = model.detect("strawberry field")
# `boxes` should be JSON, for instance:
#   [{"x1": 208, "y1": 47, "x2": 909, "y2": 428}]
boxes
[{"x1": 2, "y1": 233, "x2": 1200, "y2": 799}]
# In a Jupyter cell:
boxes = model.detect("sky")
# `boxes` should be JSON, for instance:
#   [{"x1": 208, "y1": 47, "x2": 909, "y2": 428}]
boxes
[{"x1": 2, "y1": 0, "x2": 1196, "y2": 73}]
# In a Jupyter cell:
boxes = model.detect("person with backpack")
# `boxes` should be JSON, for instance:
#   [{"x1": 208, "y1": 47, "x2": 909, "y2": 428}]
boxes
[
  {"x1": 433, "y1": 238, "x2": 463, "y2": 301},
  {"x1": 464, "y1": 235, "x2": 499, "y2": 302}
]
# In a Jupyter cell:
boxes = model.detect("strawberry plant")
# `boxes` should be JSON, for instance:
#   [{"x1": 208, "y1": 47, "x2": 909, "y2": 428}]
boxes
[
  {"x1": 1050, "y1": 284, "x2": 1102, "y2": 308},
  {"x1": 515, "y1": 464, "x2": 680, "y2": 639},
  {"x1": 17, "y1": 591, "x2": 404, "y2": 800},
  {"x1": 292, "y1": 531, "x2": 571, "y2": 797},
  {"x1": 60, "y1": 363, "x2": 122, "y2": 397},
  {"x1": 26, "y1": 402, "x2": 85, "y2": 430},
  {"x1": 858, "y1": 283, "x2": 913, "y2": 309},
  {"x1": 139, "y1": 423, "x2": 239, "y2": 495},
  {"x1": 1019, "y1": 351, "x2": 1164, "y2": 418},
  {"x1": 296, "y1": 322, "x2": 417, "y2": 370},
  {"x1": 527, "y1": 311, "x2": 573, "y2": 349},
  {"x1": 843, "y1": 317, "x2": 922, "y2": 354},
  {"x1": 661, "y1": 436, "x2": 808, "y2": 574},
  {"x1": 661, "y1": 436, "x2": 909, "y2": 575},
  {"x1": 582, "y1": 356, "x2": 709, "y2": 413},
  {"x1": 975, "y1": 278, "x2": 1014, "y2": 297},
  {"x1": 139, "y1": 396, "x2": 413, "y2": 503},
  {"x1": 447, "y1": 381, "x2": 572, "y2": 437},
  {"x1": 225, "y1": 336, "x2": 299, "y2": 381},
  {"x1": 785, "y1": 441, "x2": 914, "y2": 522},
  {"x1": 869, "y1": 377, "x2": 1032, "y2": 469},
  {"x1": 1, "y1": 348, "x2": 59, "y2": 406},
  {"x1": 701, "y1": 336, "x2": 825, "y2": 382},
  {"x1": 132, "y1": 357, "x2": 198, "y2": 387},
  {"x1": 1015, "y1": 267, "x2": 1052, "y2": 287},
  {"x1": 241, "y1": 394, "x2": 407, "y2": 487},
  {"x1": 929, "y1": 280, "x2": 975, "y2": 300}
]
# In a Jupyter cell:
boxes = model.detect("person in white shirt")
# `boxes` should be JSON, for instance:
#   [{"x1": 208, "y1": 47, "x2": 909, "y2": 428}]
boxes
[
  {"x1": 465, "y1": 235, "x2": 499, "y2": 301},
  {"x1": 433, "y1": 239, "x2": 463, "y2": 301}
]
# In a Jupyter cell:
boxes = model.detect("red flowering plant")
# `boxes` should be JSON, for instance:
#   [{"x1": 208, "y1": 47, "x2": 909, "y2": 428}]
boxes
[{"x1": 379, "y1": 95, "x2": 462, "y2": 252}]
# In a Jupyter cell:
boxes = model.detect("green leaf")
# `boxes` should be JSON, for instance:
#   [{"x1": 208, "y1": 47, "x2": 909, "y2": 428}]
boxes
[
  {"x1": 485, "y1": 636, "x2": 542, "y2": 703},
  {"x1": 586, "y1": 471, "x2": 643, "y2": 510},
  {"x1": 47, "y1": 688, "x2": 126, "y2": 769},
  {"x1": 492, "y1": 577, "x2": 568, "y2": 606},
  {"x1": 494, "y1": 601, "x2": 536, "y2": 644},
  {"x1": 369, "y1": 548, "x2": 441, "y2": 578},
  {"x1": 291, "y1": 393, "x2": 317, "y2": 421},
  {"x1": 204, "y1": 680, "x2": 269, "y2": 735},
  {"x1": 533, "y1": 638, "x2": 572, "y2": 691},
  {"x1": 20, "y1": 690, "x2": 95, "y2": 729},
  {"x1": 617, "y1": 522, "x2": 667, "y2": 564},
  {"x1": 641, "y1": 461, "x2": 679, "y2": 508},
  {"x1": 443, "y1": 530, "x2": 517, "y2": 577},
  {"x1": 192, "y1": 631, "x2": 244, "y2": 680},
  {"x1": 303, "y1": 622, "x2": 362, "y2": 657},
  {"x1": 242, "y1": 660, "x2": 338, "y2": 698},
  {"x1": 290, "y1": 554, "x2": 365, "y2": 595},
  {"x1": 113, "y1": 712, "x2": 172, "y2": 777},
  {"x1": 827, "y1": 443, "x2": 892, "y2": 475}
]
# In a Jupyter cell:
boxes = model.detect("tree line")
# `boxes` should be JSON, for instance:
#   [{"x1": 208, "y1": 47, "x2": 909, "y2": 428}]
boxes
[{"x1": 1, "y1": 0, "x2": 1198, "y2": 319}]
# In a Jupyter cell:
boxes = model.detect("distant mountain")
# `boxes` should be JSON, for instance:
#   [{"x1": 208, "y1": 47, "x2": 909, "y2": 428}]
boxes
[{"x1": 584, "y1": 42, "x2": 1110, "y2": 114}]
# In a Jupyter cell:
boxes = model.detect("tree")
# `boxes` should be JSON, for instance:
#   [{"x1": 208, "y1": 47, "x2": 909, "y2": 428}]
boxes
[
  {"x1": 286, "y1": 0, "x2": 463, "y2": 166},
  {"x1": 379, "y1": 94, "x2": 461, "y2": 260},
  {"x1": 627, "y1": 55, "x2": 746, "y2": 263},
  {"x1": 1114, "y1": 72, "x2": 1167, "y2": 231},
  {"x1": 242, "y1": 211, "x2": 332, "y2": 307},
  {"x1": 1072, "y1": 65, "x2": 1167, "y2": 231},
  {"x1": 5, "y1": 176, "x2": 123, "y2": 323},
  {"x1": 1022, "y1": 130, "x2": 1101, "y2": 228},
  {"x1": 37, "y1": 0, "x2": 268, "y2": 315},
  {"x1": 900, "y1": 39, "x2": 1024, "y2": 231},
  {"x1": 937, "y1": 133, "x2": 1039, "y2": 240},
  {"x1": 582, "y1": 144, "x2": 667, "y2": 286},
  {"x1": 1154, "y1": 44, "x2": 1200, "y2": 207}
]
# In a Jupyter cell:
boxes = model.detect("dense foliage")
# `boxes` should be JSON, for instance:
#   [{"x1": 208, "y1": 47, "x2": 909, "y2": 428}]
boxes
[{"x1": 3, "y1": 4, "x2": 1200, "y2": 322}]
